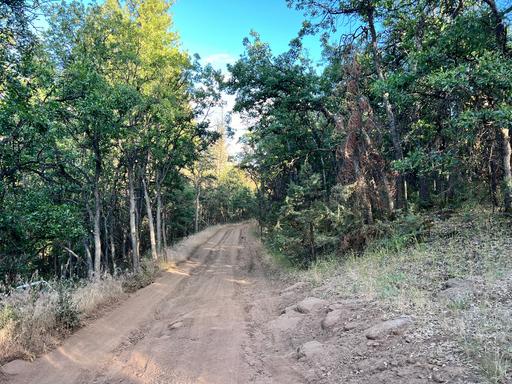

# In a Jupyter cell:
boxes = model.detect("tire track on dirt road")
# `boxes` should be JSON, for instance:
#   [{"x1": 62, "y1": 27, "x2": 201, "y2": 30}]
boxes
[{"x1": 2, "y1": 223, "x2": 306, "y2": 384}]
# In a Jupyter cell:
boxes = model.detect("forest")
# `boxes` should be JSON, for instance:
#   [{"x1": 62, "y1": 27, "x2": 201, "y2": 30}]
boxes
[
  {"x1": 227, "y1": 0, "x2": 512, "y2": 265},
  {"x1": 1, "y1": 0, "x2": 511, "y2": 281},
  {"x1": 1, "y1": 0, "x2": 512, "y2": 382},
  {"x1": 0, "y1": 0, "x2": 255, "y2": 286}
]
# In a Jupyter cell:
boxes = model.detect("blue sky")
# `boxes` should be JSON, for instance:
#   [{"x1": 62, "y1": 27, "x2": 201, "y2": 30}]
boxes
[
  {"x1": 171, "y1": 0, "x2": 323, "y2": 70},
  {"x1": 170, "y1": 0, "x2": 328, "y2": 155}
]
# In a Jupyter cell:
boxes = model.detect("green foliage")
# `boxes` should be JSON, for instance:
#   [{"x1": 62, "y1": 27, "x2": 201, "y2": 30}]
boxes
[
  {"x1": 229, "y1": 0, "x2": 512, "y2": 267},
  {"x1": 0, "y1": 0, "x2": 226, "y2": 284},
  {"x1": 54, "y1": 284, "x2": 80, "y2": 331}
]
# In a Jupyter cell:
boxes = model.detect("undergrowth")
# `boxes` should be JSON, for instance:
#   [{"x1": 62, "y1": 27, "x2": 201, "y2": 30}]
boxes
[{"x1": 286, "y1": 207, "x2": 512, "y2": 383}]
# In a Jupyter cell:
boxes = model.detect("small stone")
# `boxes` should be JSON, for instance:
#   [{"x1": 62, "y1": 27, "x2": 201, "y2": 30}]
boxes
[
  {"x1": 295, "y1": 297, "x2": 328, "y2": 314},
  {"x1": 269, "y1": 312, "x2": 301, "y2": 332},
  {"x1": 282, "y1": 281, "x2": 307, "y2": 294},
  {"x1": 168, "y1": 321, "x2": 183, "y2": 330},
  {"x1": 439, "y1": 278, "x2": 474, "y2": 302},
  {"x1": 365, "y1": 317, "x2": 413, "y2": 340},
  {"x1": 297, "y1": 341, "x2": 325, "y2": 360},
  {"x1": 321, "y1": 309, "x2": 343, "y2": 330},
  {"x1": 343, "y1": 322, "x2": 358, "y2": 331},
  {"x1": 374, "y1": 360, "x2": 388, "y2": 372},
  {"x1": 327, "y1": 303, "x2": 344, "y2": 311}
]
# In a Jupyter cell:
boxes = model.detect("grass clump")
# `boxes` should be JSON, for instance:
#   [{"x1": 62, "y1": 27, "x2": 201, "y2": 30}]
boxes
[
  {"x1": 71, "y1": 275, "x2": 124, "y2": 315},
  {"x1": 122, "y1": 258, "x2": 160, "y2": 293}
]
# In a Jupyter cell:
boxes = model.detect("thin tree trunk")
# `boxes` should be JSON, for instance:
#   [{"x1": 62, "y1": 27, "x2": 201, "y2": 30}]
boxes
[
  {"x1": 103, "y1": 216, "x2": 109, "y2": 273},
  {"x1": 93, "y1": 181, "x2": 102, "y2": 277},
  {"x1": 92, "y1": 136, "x2": 103, "y2": 278},
  {"x1": 309, "y1": 222, "x2": 316, "y2": 262},
  {"x1": 84, "y1": 203, "x2": 95, "y2": 278},
  {"x1": 194, "y1": 185, "x2": 201, "y2": 233},
  {"x1": 419, "y1": 175, "x2": 431, "y2": 208},
  {"x1": 483, "y1": 0, "x2": 510, "y2": 57},
  {"x1": 156, "y1": 183, "x2": 163, "y2": 256},
  {"x1": 110, "y1": 222, "x2": 117, "y2": 275},
  {"x1": 128, "y1": 163, "x2": 140, "y2": 272},
  {"x1": 489, "y1": 141, "x2": 499, "y2": 208},
  {"x1": 83, "y1": 240, "x2": 93, "y2": 279},
  {"x1": 500, "y1": 128, "x2": 512, "y2": 212},
  {"x1": 367, "y1": 7, "x2": 405, "y2": 210},
  {"x1": 162, "y1": 209, "x2": 168, "y2": 260},
  {"x1": 122, "y1": 231, "x2": 127, "y2": 267},
  {"x1": 142, "y1": 177, "x2": 158, "y2": 261}
]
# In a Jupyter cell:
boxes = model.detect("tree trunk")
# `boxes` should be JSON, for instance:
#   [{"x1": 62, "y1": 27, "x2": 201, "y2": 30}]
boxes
[
  {"x1": 309, "y1": 222, "x2": 316, "y2": 262},
  {"x1": 122, "y1": 231, "x2": 127, "y2": 267},
  {"x1": 162, "y1": 209, "x2": 168, "y2": 260},
  {"x1": 483, "y1": 0, "x2": 510, "y2": 57},
  {"x1": 194, "y1": 185, "x2": 201, "y2": 233},
  {"x1": 92, "y1": 135, "x2": 103, "y2": 278},
  {"x1": 84, "y1": 240, "x2": 93, "y2": 279},
  {"x1": 128, "y1": 163, "x2": 140, "y2": 272},
  {"x1": 103, "y1": 216, "x2": 109, "y2": 273},
  {"x1": 419, "y1": 175, "x2": 431, "y2": 208},
  {"x1": 500, "y1": 128, "x2": 512, "y2": 212},
  {"x1": 489, "y1": 141, "x2": 499, "y2": 208},
  {"x1": 367, "y1": 7, "x2": 405, "y2": 210},
  {"x1": 93, "y1": 178, "x2": 102, "y2": 277},
  {"x1": 84, "y1": 203, "x2": 95, "y2": 278},
  {"x1": 156, "y1": 183, "x2": 163, "y2": 257},
  {"x1": 142, "y1": 177, "x2": 158, "y2": 261},
  {"x1": 110, "y1": 228, "x2": 117, "y2": 275}
]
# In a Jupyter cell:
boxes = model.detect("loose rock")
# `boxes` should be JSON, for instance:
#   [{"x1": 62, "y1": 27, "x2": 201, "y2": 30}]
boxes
[
  {"x1": 282, "y1": 281, "x2": 308, "y2": 293},
  {"x1": 297, "y1": 341, "x2": 325, "y2": 360},
  {"x1": 168, "y1": 321, "x2": 184, "y2": 330},
  {"x1": 365, "y1": 317, "x2": 413, "y2": 340},
  {"x1": 439, "y1": 278, "x2": 474, "y2": 302},
  {"x1": 269, "y1": 312, "x2": 301, "y2": 332},
  {"x1": 321, "y1": 309, "x2": 343, "y2": 330},
  {"x1": 343, "y1": 321, "x2": 358, "y2": 331},
  {"x1": 295, "y1": 297, "x2": 328, "y2": 314}
]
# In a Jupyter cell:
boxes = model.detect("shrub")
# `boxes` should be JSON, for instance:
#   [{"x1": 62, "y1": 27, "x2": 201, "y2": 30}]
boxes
[{"x1": 123, "y1": 258, "x2": 160, "y2": 292}]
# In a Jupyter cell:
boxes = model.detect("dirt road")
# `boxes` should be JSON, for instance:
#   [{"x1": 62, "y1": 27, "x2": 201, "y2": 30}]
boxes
[{"x1": 2, "y1": 223, "x2": 305, "y2": 384}]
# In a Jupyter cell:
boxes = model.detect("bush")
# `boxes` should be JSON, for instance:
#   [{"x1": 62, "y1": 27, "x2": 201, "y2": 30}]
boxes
[
  {"x1": 122, "y1": 258, "x2": 160, "y2": 292},
  {"x1": 55, "y1": 284, "x2": 80, "y2": 331}
]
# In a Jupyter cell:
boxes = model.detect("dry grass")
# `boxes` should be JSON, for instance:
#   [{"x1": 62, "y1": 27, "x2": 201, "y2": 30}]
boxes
[
  {"x1": 72, "y1": 276, "x2": 124, "y2": 315},
  {"x1": 297, "y1": 208, "x2": 512, "y2": 383},
  {"x1": 0, "y1": 290, "x2": 61, "y2": 361}
]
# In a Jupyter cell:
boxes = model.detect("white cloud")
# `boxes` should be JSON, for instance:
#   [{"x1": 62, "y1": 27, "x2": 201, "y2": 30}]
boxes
[{"x1": 203, "y1": 53, "x2": 237, "y2": 73}]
